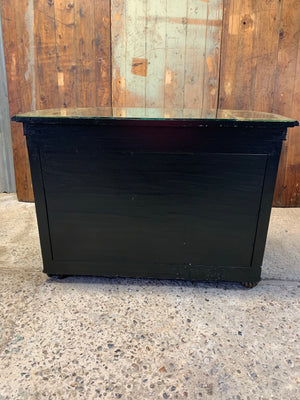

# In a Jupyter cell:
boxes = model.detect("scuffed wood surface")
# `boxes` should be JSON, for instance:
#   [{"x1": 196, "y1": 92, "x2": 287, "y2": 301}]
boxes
[
  {"x1": 219, "y1": 0, "x2": 300, "y2": 206},
  {"x1": 1, "y1": 0, "x2": 111, "y2": 201},
  {"x1": 111, "y1": 0, "x2": 223, "y2": 109},
  {"x1": 95, "y1": 0, "x2": 111, "y2": 107},
  {"x1": 75, "y1": 0, "x2": 96, "y2": 107},
  {"x1": 54, "y1": 0, "x2": 77, "y2": 108},
  {"x1": 34, "y1": 0, "x2": 59, "y2": 110},
  {"x1": 219, "y1": 0, "x2": 282, "y2": 111},
  {"x1": 273, "y1": 1, "x2": 300, "y2": 206},
  {"x1": 145, "y1": 0, "x2": 167, "y2": 108},
  {"x1": 279, "y1": 3, "x2": 300, "y2": 207},
  {"x1": 202, "y1": 0, "x2": 223, "y2": 110},
  {"x1": 1, "y1": 0, "x2": 34, "y2": 201}
]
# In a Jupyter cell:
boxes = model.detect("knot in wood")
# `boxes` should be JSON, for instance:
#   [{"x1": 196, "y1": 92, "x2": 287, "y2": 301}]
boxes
[{"x1": 240, "y1": 14, "x2": 253, "y2": 30}]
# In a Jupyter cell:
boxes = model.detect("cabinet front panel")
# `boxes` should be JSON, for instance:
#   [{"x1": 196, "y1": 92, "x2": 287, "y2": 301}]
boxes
[{"x1": 40, "y1": 137, "x2": 268, "y2": 269}]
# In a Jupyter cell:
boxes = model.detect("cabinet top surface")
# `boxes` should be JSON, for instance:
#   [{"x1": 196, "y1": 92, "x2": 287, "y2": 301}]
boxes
[{"x1": 12, "y1": 107, "x2": 298, "y2": 127}]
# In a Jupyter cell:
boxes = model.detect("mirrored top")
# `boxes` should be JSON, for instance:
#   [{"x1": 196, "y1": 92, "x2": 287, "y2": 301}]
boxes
[
  {"x1": 12, "y1": 107, "x2": 299, "y2": 127},
  {"x1": 12, "y1": 107, "x2": 296, "y2": 121}
]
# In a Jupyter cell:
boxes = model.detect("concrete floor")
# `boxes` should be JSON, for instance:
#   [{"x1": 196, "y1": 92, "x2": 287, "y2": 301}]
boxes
[{"x1": 0, "y1": 193, "x2": 299, "y2": 400}]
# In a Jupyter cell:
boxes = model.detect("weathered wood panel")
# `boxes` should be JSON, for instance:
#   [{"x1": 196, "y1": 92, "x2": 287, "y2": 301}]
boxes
[
  {"x1": 164, "y1": 0, "x2": 188, "y2": 109},
  {"x1": 273, "y1": 0, "x2": 300, "y2": 206},
  {"x1": 94, "y1": 0, "x2": 111, "y2": 107},
  {"x1": 2, "y1": 0, "x2": 112, "y2": 200},
  {"x1": 75, "y1": 0, "x2": 95, "y2": 107},
  {"x1": 145, "y1": 0, "x2": 166, "y2": 108},
  {"x1": 125, "y1": 0, "x2": 147, "y2": 107},
  {"x1": 54, "y1": 0, "x2": 77, "y2": 108},
  {"x1": 184, "y1": 0, "x2": 208, "y2": 109},
  {"x1": 34, "y1": 0, "x2": 59, "y2": 110},
  {"x1": 219, "y1": 0, "x2": 282, "y2": 111},
  {"x1": 280, "y1": 2, "x2": 300, "y2": 207},
  {"x1": 1, "y1": 0, "x2": 34, "y2": 201},
  {"x1": 111, "y1": 0, "x2": 127, "y2": 108},
  {"x1": 219, "y1": 0, "x2": 300, "y2": 206},
  {"x1": 202, "y1": 0, "x2": 223, "y2": 110},
  {"x1": 111, "y1": 0, "x2": 223, "y2": 109}
]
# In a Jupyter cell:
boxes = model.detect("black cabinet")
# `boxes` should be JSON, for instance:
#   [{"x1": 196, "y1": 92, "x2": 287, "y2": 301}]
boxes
[{"x1": 13, "y1": 108, "x2": 298, "y2": 286}]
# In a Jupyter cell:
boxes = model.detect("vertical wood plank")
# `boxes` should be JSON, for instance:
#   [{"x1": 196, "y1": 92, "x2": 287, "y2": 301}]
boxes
[
  {"x1": 279, "y1": 1, "x2": 300, "y2": 206},
  {"x1": 272, "y1": 1, "x2": 299, "y2": 117},
  {"x1": 54, "y1": 0, "x2": 76, "y2": 108},
  {"x1": 75, "y1": 0, "x2": 96, "y2": 107},
  {"x1": 285, "y1": 46, "x2": 300, "y2": 206},
  {"x1": 95, "y1": 0, "x2": 111, "y2": 107},
  {"x1": 145, "y1": 0, "x2": 167, "y2": 108},
  {"x1": 125, "y1": 0, "x2": 147, "y2": 107},
  {"x1": 183, "y1": 0, "x2": 208, "y2": 109},
  {"x1": 164, "y1": 0, "x2": 188, "y2": 109},
  {"x1": 111, "y1": 0, "x2": 127, "y2": 107},
  {"x1": 218, "y1": 0, "x2": 240, "y2": 109},
  {"x1": 251, "y1": 0, "x2": 282, "y2": 112},
  {"x1": 202, "y1": 0, "x2": 222, "y2": 110},
  {"x1": 34, "y1": 0, "x2": 59, "y2": 110},
  {"x1": 272, "y1": 0, "x2": 300, "y2": 206},
  {"x1": 233, "y1": 0, "x2": 255, "y2": 110},
  {"x1": 273, "y1": 138, "x2": 289, "y2": 206},
  {"x1": 1, "y1": 0, "x2": 34, "y2": 201}
]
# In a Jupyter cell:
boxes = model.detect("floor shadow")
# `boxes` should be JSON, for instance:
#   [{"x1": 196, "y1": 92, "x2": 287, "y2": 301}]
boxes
[{"x1": 46, "y1": 273, "x2": 252, "y2": 291}]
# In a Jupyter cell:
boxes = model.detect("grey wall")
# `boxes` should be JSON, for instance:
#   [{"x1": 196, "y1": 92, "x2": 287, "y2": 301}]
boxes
[{"x1": 0, "y1": 13, "x2": 15, "y2": 193}]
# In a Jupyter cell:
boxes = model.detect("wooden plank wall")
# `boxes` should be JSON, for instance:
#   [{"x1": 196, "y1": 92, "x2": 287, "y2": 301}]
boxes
[
  {"x1": 111, "y1": 0, "x2": 223, "y2": 109},
  {"x1": 1, "y1": 0, "x2": 111, "y2": 201},
  {"x1": 219, "y1": 0, "x2": 300, "y2": 206},
  {"x1": 1, "y1": 0, "x2": 300, "y2": 205}
]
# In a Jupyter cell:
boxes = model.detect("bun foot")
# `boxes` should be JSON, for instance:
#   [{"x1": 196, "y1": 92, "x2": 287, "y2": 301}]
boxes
[
  {"x1": 241, "y1": 281, "x2": 259, "y2": 289},
  {"x1": 46, "y1": 274, "x2": 67, "y2": 279}
]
